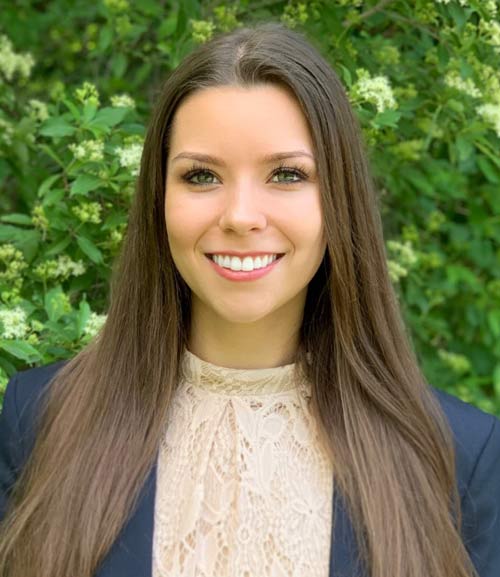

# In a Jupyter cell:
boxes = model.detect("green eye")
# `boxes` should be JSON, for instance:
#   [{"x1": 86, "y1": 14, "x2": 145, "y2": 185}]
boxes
[
  {"x1": 271, "y1": 168, "x2": 304, "y2": 183},
  {"x1": 184, "y1": 169, "x2": 218, "y2": 186},
  {"x1": 181, "y1": 162, "x2": 310, "y2": 187}
]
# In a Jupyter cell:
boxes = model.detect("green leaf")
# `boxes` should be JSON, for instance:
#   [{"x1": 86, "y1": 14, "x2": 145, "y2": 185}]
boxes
[
  {"x1": 16, "y1": 231, "x2": 40, "y2": 263},
  {"x1": 102, "y1": 212, "x2": 127, "y2": 230},
  {"x1": 70, "y1": 174, "x2": 102, "y2": 196},
  {"x1": 158, "y1": 12, "x2": 178, "y2": 38},
  {"x1": 39, "y1": 118, "x2": 75, "y2": 137},
  {"x1": 487, "y1": 310, "x2": 500, "y2": 338},
  {"x1": 38, "y1": 145, "x2": 65, "y2": 168},
  {"x1": 38, "y1": 174, "x2": 61, "y2": 197},
  {"x1": 44, "y1": 286, "x2": 69, "y2": 323},
  {"x1": 372, "y1": 109, "x2": 401, "y2": 129},
  {"x1": 0, "y1": 340, "x2": 42, "y2": 363},
  {"x1": 82, "y1": 103, "x2": 97, "y2": 123},
  {"x1": 98, "y1": 26, "x2": 113, "y2": 51},
  {"x1": 0, "y1": 213, "x2": 33, "y2": 226},
  {"x1": 63, "y1": 98, "x2": 81, "y2": 120},
  {"x1": 42, "y1": 188, "x2": 66, "y2": 207},
  {"x1": 0, "y1": 224, "x2": 25, "y2": 242},
  {"x1": 76, "y1": 300, "x2": 91, "y2": 338},
  {"x1": 87, "y1": 107, "x2": 129, "y2": 131},
  {"x1": 77, "y1": 235, "x2": 103, "y2": 263},
  {"x1": 477, "y1": 156, "x2": 499, "y2": 183},
  {"x1": 111, "y1": 53, "x2": 127, "y2": 77},
  {"x1": 45, "y1": 235, "x2": 72, "y2": 257}
]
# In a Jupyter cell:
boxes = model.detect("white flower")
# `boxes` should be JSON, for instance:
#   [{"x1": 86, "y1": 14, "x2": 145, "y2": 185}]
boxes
[
  {"x1": 0, "y1": 35, "x2": 35, "y2": 81},
  {"x1": 27, "y1": 99, "x2": 49, "y2": 122},
  {"x1": 435, "y1": 0, "x2": 468, "y2": 5},
  {"x1": 477, "y1": 103, "x2": 500, "y2": 137},
  {"x1": 69, "y1": 139, "x2": 104, "y2": 162},
  {"x1": 480, "y1": 19, "x2": 500, "y2": 52},
  {"x1": 387, "y1": 240, "x2": 418, "y2": 267},
  {"x1": 83, "y1": 312, "x2": 107, "y2": 338},
  {"x1": 54, "y1": 254, "x2": 86, "y2": 277},
  {"x1": 0, "y1": 307, "x2": 29, "y2": 339},
  {"x1": 444, "y1": 71, "x2": 481, "y2": 98},
  {"x1": 115, "y1": 142, "x2": 143, "y2": 176},
  {"x1": 110, "y1": 94, "x2": 136, "y2": 108},
  {"x1": 351, "y1": 69, "x2": 397, "y2": 113}
]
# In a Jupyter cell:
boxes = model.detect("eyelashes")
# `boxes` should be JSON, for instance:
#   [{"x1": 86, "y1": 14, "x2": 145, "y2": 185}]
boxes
[{"x1": 180, "y1": 161, "x2": 311, "y2": 187}]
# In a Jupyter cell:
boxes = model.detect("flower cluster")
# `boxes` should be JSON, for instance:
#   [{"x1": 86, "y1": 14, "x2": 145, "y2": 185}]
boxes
[
  {"x1": 438, "y1": 349, "x2": 471, "y2": 375},
  {"x1": 213, "y1": 5, "x2": 240, "y2": 32},
  {"x1": 83, "y1": 312, "x2": 107, "y2": 338},
  {"x1": 74, "y1": 82, "x2": 100, "y2": 107},
  {"x1": 480, "y1": 19, "x2": 500, "y2": 52},
  {"x1": 444, "y1": 71, "x2": 481, "y2": 98},
  {"x1": 374, "y1": 44, "x2": 400, "y2": 66},
  {"x1": 104, "y1": 0, "x2": 129, "y2": 11},
  {"x1": 0, "y1": 307, "x2": 29, "y2": 340},
  {"x1": 190, "y1": 19, "x2": 216, "y2": 44},
  {"x1": 71, "y1": 201, "x2": 103, "y2": 224},
  {"x1": 281, "y1": 2, "x2": 309, "y2": 29},
  {"x1": 387, "y1": 240, "x2": 418, "y2": 282},
  {"x1": 391, "y1": 139, "x2": 426, "y2": 161},
  {"x1": 0, "y1": 244, "x2": 28, "y2": 286},
  {"x1": 476, "y1": 63, "x2": 500, "y2": 104},
  {"x1": 434, "y1": 0, "x2": 468, "y2": 5},
  {"x1": 110, "y1": 93, "x2": 136, "y2": 108},
  {"x1": 426, "y1": 210, "x2": 447, "y2": 232},
  {"x1": 27, "y1": 99, "x2": 49, "y2": 122},
  {"x1": 34, "y1": 254, "x2": 86, "y2": 281},
  {"x1": 350, "y1": 69, "x2": 397, "y2": 113},
  {"x1": 69, "y1": 139, "x2": 105, "y2": 162},
  {"x1": 477, "y1": 103, "x2": 500, "y2": 137},
  {"x1": 0, "y1": 35, "x2": 35, "y2": 82},
  {"x1": 336, "y1": 0, "x2": 363, "y2": 6},
  {"x1": 115, "y1": 141, "x2": 143, "y2": 176},
  {"x1": 31, "y1": 204, "x2": 49, "y2": 233}
]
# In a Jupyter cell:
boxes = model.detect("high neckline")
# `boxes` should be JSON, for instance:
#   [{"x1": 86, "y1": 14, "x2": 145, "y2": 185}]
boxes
[{"x1": 180, "y1": 349, "x2": 306, "y2": 396}]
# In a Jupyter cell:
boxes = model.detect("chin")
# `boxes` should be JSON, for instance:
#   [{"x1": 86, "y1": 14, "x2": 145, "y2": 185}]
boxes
[{"x1": 215, "y1": 306, "x2": 277, "y2": 325}]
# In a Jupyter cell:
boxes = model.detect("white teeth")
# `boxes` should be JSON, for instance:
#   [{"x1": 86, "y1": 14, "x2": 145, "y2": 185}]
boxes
[{"x1": 211, "y1": 254, "x2": 279, "y2": 272}]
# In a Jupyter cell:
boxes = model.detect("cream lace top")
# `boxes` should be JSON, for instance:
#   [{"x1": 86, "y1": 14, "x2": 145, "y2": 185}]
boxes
[{"x1": 152, "y1": 349, "x2": 334, "y2": 577}]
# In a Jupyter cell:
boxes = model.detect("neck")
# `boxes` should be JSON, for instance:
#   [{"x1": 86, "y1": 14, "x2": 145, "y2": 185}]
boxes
[{"x1": 188, "y1": 296, "x2": 303, "y2": 369}]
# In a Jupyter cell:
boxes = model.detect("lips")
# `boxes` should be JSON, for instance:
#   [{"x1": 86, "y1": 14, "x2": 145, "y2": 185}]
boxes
[{"x1": 204, "y1": 252, "x2": 286, "y2": 258}]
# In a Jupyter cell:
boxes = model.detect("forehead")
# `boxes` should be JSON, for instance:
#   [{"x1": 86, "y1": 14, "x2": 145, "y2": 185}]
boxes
[{"x1": 168, "y1": 84, "x2": 314, "y2": 154}]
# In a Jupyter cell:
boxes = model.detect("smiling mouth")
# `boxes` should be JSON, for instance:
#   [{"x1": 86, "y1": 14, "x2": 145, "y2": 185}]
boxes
[{"x1": 204, "y1": 253, "x2": 285, "y2": 270}]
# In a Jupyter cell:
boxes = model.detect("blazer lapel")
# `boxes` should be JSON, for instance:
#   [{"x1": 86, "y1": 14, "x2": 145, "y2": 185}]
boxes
[
  {"x1": 94, "y1": 456, "x2": 364, "y2": 577},
  {"x1": 95, "y1": 458, "x2": 158, "y2": 577},
  {"x1": 330, "y1": 488, "x2": 368, "y2": 577}
]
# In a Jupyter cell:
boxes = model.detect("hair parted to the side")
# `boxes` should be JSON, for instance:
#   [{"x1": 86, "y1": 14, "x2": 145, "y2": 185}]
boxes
[{"x1": 0, "y1": 21, "x2": 478, "y2": 577}]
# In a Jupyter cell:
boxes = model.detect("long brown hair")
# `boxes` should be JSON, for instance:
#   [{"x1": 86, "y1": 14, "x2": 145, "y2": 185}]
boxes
[{"x1": 0, "y1": 21, "x2": 478, "y2": 577}]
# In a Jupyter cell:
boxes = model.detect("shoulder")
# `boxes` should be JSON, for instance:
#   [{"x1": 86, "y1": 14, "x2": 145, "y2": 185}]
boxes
[
  {"x1": 430, "y1": 385, "x2": 500, "y2": 495},
  {"x1": 2, "y1": 360, "x2": 69, "y2": 458}
]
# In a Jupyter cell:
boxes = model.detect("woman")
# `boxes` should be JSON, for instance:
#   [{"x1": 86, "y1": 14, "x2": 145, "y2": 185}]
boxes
[{"x1": 0, "y1": 21, "x2": 499, "y2": 577}]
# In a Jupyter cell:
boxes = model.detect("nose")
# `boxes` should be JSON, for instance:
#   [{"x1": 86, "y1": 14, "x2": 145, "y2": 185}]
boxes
[{"x1": 218, "y1": 183, "x2": 267, "y2": 234}]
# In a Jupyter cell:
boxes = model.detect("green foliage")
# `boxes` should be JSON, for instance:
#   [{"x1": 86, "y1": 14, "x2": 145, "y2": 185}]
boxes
[{"x1": 1, "y1": 0, "x2": 499, "y2": 417}]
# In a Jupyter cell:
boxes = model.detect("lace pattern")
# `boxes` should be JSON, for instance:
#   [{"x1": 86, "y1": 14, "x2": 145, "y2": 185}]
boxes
[{"x1": 152, "y1": 350, "x2": 334, "y2": 577}]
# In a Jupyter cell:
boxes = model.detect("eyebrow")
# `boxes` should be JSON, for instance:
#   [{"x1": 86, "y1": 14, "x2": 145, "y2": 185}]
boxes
[{"x1": 171, "y1": 150, "x2": 315, "y2": 166}]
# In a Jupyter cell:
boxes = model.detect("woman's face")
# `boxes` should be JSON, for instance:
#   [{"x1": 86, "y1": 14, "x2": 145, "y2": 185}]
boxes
[{"x1": 165, "y1": 84, "x2": 326, "y2": 328}]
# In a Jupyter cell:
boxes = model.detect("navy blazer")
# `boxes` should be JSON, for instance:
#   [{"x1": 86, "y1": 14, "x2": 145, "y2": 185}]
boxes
[{"x1": 1, "y1": 360, "x2": 500, "y2": 577}]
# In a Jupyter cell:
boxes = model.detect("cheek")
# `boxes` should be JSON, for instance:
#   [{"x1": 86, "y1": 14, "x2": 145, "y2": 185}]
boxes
[
  {"x1": 287, "y1": 197, "x2": 325, "y2": 253},
  {"x1": 165, "y1": 194, "x2": 205, "y2": 252}
]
